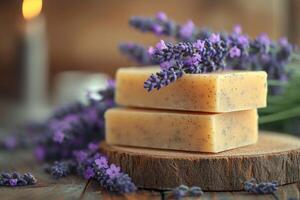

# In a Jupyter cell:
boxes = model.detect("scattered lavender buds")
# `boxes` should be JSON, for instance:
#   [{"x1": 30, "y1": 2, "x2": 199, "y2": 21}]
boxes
[
  {"x1": 0, "y1": 172, "x2": 37, "y2": 187},
  {"x1": 172, "y1": 185, "x2": 204, "y2": 199},
  {"x1": 244, "y1": 179, "x2": 278, "y2": 194}
]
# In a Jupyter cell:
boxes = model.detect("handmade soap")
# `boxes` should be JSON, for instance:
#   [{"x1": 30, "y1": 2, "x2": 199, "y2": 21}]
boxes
[
  {"x1": 116, "y1": 67, "x2": 267, "y2": 112},
  {"x1": 105, "y1": 108, "x2": 258, "y2": 153}
]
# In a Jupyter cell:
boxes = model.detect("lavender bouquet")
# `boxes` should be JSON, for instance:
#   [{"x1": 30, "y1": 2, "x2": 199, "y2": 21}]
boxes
[
  {"x1": 28, "y1": 80, "x2": 136, "y2": 194},
  {"x1": 119, "y1": 12, "x2": 300, "y2": 133}
]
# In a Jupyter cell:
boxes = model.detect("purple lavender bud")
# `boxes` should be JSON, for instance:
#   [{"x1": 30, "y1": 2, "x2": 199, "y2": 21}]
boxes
[
  {"x1": 160, "y1": 60, "x2": 173, "y2": 69},
  {"x1": 156, "y1": 40, "x2": 168, "y2": 50},
  {"x1": 209, "y1": 33, "x2": 221, "y2": 43},
  {"x1": 179, "y1": 20, "x2": 195, "y2": 39},
  {"x1": 156, "y1": 11, "x2": 168, "y2": 22},
  {"x1": 84, "y1": 167, "x2": 95, "y2": 179},
  {"x1": 194, "y1": 40, "x2": 205, "y2": 52},
  {"x1": 34, "y1": 146, "x2": 45, "y2": 161},
  {"x1": 73, "y1": 150, "x2": 88, "y2": 163},
  {"x1": 95, "y1": 157, "x2": 109, "y2": 169},
  {"x1": 119, "y1": 42, "x2": 156, "y2": 65},
  {"x1": 3, "y1": 136, "x2": 17, "y2": 150},
  {"x1": 53, "y1": 131, "x2": 65, "y2": 143},
  {"x1": 237, "y1": 35, "x2": 249, "y2": 46},
  {"x1": 233, "y1": 24, "x2": 242, "y2": 34},
  {"x1": 9, "y1": 179, "x2": 17, "y2": 186},
  {"x1": 152, "y1": 24, "x2": 163, "y2": 35},
  {"x1": 106, "y1": 164, "x2": 121, "y2": 179},
  {"x1": 148, "y1": 46, "x2": 155, "y2": 55},
  {"x1": 279, "y1": 37, "x2": 288, "y2": 47},
  {"x1": 88, "y1": 143, "x2": 98, "y2": 152},
  {"x1": 257, "y1": 33, "x2": 271, "y2": 46},
  {"x1": 229, "y1": 46, "x2": 241, "y2": 58}
]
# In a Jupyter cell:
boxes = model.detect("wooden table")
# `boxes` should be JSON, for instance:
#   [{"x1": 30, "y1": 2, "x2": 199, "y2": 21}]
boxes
[{"x1": 0, "y1": 150, "x2": 299, "y2": 200}]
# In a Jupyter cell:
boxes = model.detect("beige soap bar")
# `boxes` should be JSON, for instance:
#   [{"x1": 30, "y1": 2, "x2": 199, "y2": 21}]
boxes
[
  {"x1": 116, "y1": 67, "x2": 267, "y2": 112},
  {"x1": 105, "y1": 108, "x2": 258, "y2": 153}
]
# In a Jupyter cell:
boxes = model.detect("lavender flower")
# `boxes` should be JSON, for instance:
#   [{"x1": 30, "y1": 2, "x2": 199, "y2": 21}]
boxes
[
  {"x1": 84, "y1": 167, "x2": 95, "y2": 179},
  {"x1": 106, "y1": 164, "x2": 121, "y2": 179},
  {"x1": 44, "y1": 161, "x2": 75, "y2": 179},
  {"x1": 144, "y1": 39, "x2": 227, "y2": 91},
  {"x1": 95, "y1": 157, "x2": 108, "y2": 169},
  {"x1": 119, "y1": 42, "x2": 158, "y2": 65},
  {"x1": 144, "y1": 65, "x2": 184, "y2": 91},
  {"x1": 129, "y1": 12, "x2": 210, "y2": 42},
  {"x1": 122, "y1": 13, "x2": 297, "y2": 95},
  {"x1": 179, "y1": 20, "x2": 195, "y2": 40},
  {"x1": 0, "y1": 172, "x2": 37, "y2": 187},
  {"x1": 244, "y1": 179, "x2": 278, "y2": 194},
  {"x1": 229, "y1": 46, "x2": 241, "y2": 58}
]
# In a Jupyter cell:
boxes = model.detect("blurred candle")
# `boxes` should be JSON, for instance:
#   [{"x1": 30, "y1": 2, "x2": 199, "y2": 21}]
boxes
[{"x1": 22, "y1": 0, "x2": 48, "y2": 111}]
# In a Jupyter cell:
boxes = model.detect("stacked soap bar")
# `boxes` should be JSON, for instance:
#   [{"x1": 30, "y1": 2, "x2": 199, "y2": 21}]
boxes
[{"x1": 105, "y1": 67, "x2": 267, "y2": 153}]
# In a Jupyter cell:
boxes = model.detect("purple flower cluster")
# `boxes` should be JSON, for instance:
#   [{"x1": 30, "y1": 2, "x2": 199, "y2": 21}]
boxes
[
  {"x1": 244, "y1": 179, "x2": 278, "y2": 194},
  {"x1": 144, "y1": 38, "x2": 227, "y2": 91},
  {"x1": 0, "y1": 172, "x2": 36, "y2": 187},
  {"x1": 121, "y1": 12, "x2": 297, "y2": 94},
  {"x1": 45, "y1": 142, "x2": 136, "y2": 194},
  {"x1": 38, "y1": 81, "x2": 136, "y2": 194},
  {"x1": 34, "y1": 80, "x2": 115, "y2": 161},
  {"x1": 172, "y1": 184, "x2": 204, "y2": 199}
]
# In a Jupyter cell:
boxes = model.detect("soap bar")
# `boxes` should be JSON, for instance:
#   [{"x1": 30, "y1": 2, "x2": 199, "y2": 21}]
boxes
[
  {"x1": 116, "y1": 67, "x2": 267, "y2": 112},
  {"x1": 105, "y1": 108, "x2": 258, "y2": 153}
]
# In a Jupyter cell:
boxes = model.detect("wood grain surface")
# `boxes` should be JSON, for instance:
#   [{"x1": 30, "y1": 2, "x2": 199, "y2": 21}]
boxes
[
  {"x1": 0, "y1": 133, "x2": 300, "y2": 199},
  {"x1": 101, "y1": 132, "x2": 300, "y2": 191}
]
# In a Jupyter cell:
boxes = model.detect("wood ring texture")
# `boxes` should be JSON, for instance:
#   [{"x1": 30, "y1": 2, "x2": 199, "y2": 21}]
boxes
[{"x1": 100, "y1": 132, "x2": 300, "y2": 191}]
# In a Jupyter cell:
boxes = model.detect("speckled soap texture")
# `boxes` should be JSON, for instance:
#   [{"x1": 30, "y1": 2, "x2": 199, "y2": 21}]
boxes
[
  {"x1": 105, "y1": 108, "x2": 258, "y2": 153},
  {"x1": 116, "y1": 67, "x2": 267, "y2": 113}
]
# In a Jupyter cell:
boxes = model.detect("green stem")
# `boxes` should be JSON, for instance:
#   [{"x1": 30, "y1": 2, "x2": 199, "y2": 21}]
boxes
[{"x1": 259, "y1": 106, "x2": 300, "y2": 124}]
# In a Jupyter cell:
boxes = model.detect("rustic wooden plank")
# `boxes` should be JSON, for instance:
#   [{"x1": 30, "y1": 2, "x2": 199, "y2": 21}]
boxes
[
  {"x1": 101, "y1": 132, "x2": 300, "y2": 191},
  {"x1": 81, "y1": 180, "x2": 162, "y2": 200},
  {"x1": 1, "y1": 148, "x2": 299, "y2": 199}
]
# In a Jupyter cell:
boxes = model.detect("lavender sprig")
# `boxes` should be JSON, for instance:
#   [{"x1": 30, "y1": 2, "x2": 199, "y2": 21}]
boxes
[
  {"x1": 123, "y1": 12, "x2": 297, "y2": 95},
  {"x1": 34, "y1": 80, "x2": 115, "y2": 161},
  {"x1": 244, "y1": 179, "x2": 278, "y2": 194},
  {"x1": 144, "y1": 38, "x2": 228, "y2": 91},
  {"x1": 119, "y1": 43, "x2": 157, "y2": 65},
  {"x1": 129, "y1": 12, "x2": 210, "y2": 42},
  {"x1": 0, "y1": 172, "x2": 37, "y2": 187}
]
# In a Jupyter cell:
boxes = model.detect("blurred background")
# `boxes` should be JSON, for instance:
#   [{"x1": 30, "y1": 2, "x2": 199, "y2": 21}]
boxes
[{"x1": 0, "y1": 0, "x2": 299, "y2": 133}]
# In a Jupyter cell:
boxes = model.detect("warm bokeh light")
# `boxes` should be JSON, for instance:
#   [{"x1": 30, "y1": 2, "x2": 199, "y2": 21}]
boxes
[{"x1": 22, "y1": 0, "x2": 42, "y2": 20}]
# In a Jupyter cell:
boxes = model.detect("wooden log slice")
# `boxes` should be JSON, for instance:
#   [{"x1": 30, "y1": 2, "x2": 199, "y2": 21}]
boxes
[{"x1": 100, "y1": 132, "x2": 300, "y2": 191}]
